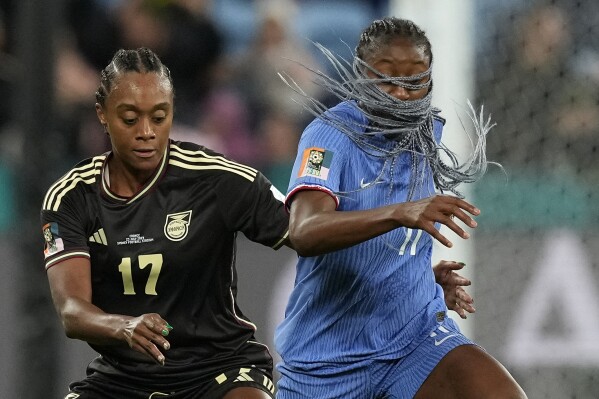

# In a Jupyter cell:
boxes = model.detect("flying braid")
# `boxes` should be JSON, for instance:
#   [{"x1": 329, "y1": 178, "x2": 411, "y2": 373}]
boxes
[{"x1": 280, "y1": 17, "x2": 496, "y2": 199}]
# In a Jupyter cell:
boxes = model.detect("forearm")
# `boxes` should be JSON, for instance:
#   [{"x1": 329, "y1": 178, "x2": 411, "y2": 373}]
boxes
[
  {"x1": 290, "y1": 204, "x2": 401, "y2": 256},
  {"x1": 59, "y1": 297, "x2": 130, "y2": 346}
]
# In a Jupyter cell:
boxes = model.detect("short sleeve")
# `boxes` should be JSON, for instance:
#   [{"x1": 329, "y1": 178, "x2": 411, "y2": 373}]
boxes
[
  {"x1": 216, "y1": 171, "x2": 289, "y2": 249},
  {"x1": 40, "y1": 192, "x2": 90, "y2": 269},
  {"x1": 285, "y1": 117, "x2": 351, "y2": 211}
]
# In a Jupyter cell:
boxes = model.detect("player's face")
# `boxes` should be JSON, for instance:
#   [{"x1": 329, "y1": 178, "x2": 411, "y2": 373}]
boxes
[
  {"x1": 96, "y1": 71, "x2": 173, "y2": 176},
  {"x1": 366, "y1": 37, "x2": 430, "y2": 101}
]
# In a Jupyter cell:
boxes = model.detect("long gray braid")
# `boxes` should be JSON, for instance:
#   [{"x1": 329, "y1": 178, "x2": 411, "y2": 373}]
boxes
[{"x1": 279, "y1": 17, "x2": 495, "y2": 199}]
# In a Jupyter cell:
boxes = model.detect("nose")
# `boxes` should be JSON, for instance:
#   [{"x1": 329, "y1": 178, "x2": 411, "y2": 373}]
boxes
[
  {"x1": 138, "y1": 118, "x2": 156, "y2": 140},
  {"x1": 390, "y1": 85, "x2": 410, "y2": 101}
]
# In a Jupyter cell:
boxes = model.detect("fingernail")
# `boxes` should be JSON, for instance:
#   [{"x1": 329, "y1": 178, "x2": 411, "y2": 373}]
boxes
[
  {"x1": 161, "y1": 329, "x2": 169, "y2": 337},
  {"x1": 166, "y1": 323, "x2": 173, "y2": 330},
  {"x1": 158, "y1": 355, "x2": 165, "y2": 366},
  {"x1": 164, "y1": 342, "x2": 170, "y2": 350},
  {"x1": 464, "y1": 232, "x2": 470, "y2": 238},
  {"x1": 458, "y1": 262, "x2": 466, "y2": 266}
]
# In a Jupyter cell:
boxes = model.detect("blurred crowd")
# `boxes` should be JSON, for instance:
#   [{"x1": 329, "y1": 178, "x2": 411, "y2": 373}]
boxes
[
  {"x1": 0, "y1": 0, "x2": 598, "y2": 232},
  {"x1": 474, "y1": 0, "x2": 599, "y2": 230},
  {"x1": 0, "y1": 0, "x2": 383, "y2": 197}
]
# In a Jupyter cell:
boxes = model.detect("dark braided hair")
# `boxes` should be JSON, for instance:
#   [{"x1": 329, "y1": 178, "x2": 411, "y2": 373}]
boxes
[
  {"x1": 279, "y1": 17, "x2": 495, "y2": 199},
  {"x1": 356, "y1": 17, "x2": 432, "y2": 64},
  {"x1": 95, "y1": 47, "x2": 174, "y2": 106}
]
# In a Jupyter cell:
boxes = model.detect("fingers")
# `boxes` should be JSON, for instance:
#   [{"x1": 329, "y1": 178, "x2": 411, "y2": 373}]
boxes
[
  {"x1": 423, "y1": 224, "x2": 454, "y2": 248},
  {"x1": 449, "y1": 196, "x2": 480, "y2": 217},
  {"x1": 144, "y1": 317, "x2": 173, "y2": 338},
  {"x1": 435, "y1": 197, "x2": 480, "y2": 243},
  {"x1": 451, "y1": 287, "x2": 476, "y2": 319},
  {"x1": 125, "y1": 315, "x2": 173, "y2": 366},
  {"x1": 131, "y1": 338, "x2": 167, "y2": 366}
]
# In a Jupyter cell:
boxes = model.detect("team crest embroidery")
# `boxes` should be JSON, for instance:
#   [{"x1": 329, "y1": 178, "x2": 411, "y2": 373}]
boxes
[
  {"x1": 298, "y1": 147, "x2": 333, "y2": 180},
  {"x1": 164, "y1": 210, "x2": 192, "y2": 241},
  {"x1": 43, "y1": 222, "x2": 64, "y2": 259}
]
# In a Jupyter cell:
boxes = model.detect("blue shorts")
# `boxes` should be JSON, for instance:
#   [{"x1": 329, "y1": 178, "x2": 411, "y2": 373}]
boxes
[{"x1": 276, "y1": 319, "x2": 475, "y2": 399}]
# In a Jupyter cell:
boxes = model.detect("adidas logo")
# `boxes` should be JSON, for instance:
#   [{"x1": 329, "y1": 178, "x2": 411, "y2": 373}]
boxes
[{"x1": 89, "y1": 228, "x2": 108, "y2": 245}]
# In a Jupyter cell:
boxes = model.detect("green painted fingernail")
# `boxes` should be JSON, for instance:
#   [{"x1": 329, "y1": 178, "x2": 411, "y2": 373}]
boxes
[
  {"x1": 161, "y1": 329, "x2": 169, "y2": 336},
  {"x1": 166, "y1": 323, "x2": 173, "y2": 330}
]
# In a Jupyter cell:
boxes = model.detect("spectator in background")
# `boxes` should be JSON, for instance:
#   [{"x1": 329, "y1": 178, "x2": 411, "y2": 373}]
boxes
[
  {"x1": 475, "y1": 2, "x2": 599, "y2": 228},
  {"x1": 477, "y1": 3, "x2": 599, "y2": 178},
  {"x1": 63, "y1": 0, "x2": 224, "y2": 160},
  {"x1": 0, "y1": 4, "x2": 19, "y2": 231},
  {"x1": 232, "y1": 0, "x2": 325, "y2": 130},
  {"x1": 256, "y1": 111, "x2": 302, "y2": 192}
]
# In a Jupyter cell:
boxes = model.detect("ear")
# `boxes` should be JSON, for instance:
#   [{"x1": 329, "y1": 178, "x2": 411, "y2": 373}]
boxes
[{"x1": 95, "y1": 103, "x2": 106, "y2": 126}]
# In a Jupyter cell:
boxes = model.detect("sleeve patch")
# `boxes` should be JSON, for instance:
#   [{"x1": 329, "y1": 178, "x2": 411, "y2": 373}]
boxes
[
  {"x1": 43, "y1": 222, "x2": 64, "y2": 258},
  {"x1": 298, "y1": 147, "x2": 334, "y2": 180}
]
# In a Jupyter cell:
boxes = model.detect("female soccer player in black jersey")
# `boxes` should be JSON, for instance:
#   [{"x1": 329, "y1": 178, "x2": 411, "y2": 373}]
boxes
[
  {"x1": 41, "y1": 48, "x2": 288, "y2": 399},
  {"x1": 41, "y1": 47, "x2": 478, "y2": 398}
]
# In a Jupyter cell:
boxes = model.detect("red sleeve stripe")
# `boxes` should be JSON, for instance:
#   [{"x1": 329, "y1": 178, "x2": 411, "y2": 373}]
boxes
[
  {"x1": 284, "y1": 184, "x2": 340, "y2": 213},
  {"x1": 45, "y1": 251, "x2": 90, "y2": 270}
]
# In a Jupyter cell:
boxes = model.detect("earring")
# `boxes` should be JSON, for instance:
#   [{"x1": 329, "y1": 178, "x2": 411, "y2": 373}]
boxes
[{"x1": 103, "y1": 124, "x2": 109, "y2": 135}]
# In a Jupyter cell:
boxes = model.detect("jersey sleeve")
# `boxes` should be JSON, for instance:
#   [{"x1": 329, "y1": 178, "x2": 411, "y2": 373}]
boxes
[
  {"x1": 216, "y1": 171, "x2": 289, "y2": 249},
  {"x1": 285, "y1": 117, "x2": 351, "y2": 211},
  {"x1": 40, "y1": 187, "x2": 90, "y2": 269}
]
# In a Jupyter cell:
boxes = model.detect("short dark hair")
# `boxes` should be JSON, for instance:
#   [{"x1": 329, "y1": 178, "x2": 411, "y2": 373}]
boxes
[{"x1": 95, "y1": 47, "x2": 174, "y2": 106}]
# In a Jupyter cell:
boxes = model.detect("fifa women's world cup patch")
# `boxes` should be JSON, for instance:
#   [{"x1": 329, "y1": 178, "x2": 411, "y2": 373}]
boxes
[
  {"x1": 43, "y1": 222, "x2": 64, "y2": 258},
  {"x1": 298, "y1": 147, "x2": 334, "y2": 180}
]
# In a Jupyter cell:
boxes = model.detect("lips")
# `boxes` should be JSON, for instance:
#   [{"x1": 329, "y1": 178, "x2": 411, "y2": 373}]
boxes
[{"x1": 133, "y1": 149, "x2": 156, "y2": 158}]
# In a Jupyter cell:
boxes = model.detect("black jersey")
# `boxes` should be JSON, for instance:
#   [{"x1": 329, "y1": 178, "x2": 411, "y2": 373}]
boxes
[{"x1": 41, "y1": 140, "x2": 289, "y2": 389}]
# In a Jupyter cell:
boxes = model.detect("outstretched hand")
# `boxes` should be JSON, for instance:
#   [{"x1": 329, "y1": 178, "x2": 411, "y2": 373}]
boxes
[
  {"x1": 397, "y1": 194, "x2": 480, "y2": 248},
  {"x1": 121, "y1": 313, "x2": 173, "y2": 366},
  {"x1": 433, "y1": 260, "x2": 475, "y2": 319}
]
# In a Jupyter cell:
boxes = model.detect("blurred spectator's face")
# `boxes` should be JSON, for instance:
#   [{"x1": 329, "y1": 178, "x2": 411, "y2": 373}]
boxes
[
  {"x1": 366, "y1": 37, "x2": 431, "y2": 101},
  {"x1": 96, "y1": 72, "x2": 173, "y2": 175},
  {"x1": 521, "y1": 6, "x2": 570, "y2": 66}
]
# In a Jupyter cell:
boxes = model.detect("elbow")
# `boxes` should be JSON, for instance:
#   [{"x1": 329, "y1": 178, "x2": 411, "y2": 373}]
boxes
[
  {"x1": 289, "y1": 224, "x2": 321, "y2": 257},
  {"x1": 56, "y1": 304, "x2": 84, "y2": 340},
  {"x1": 60, "y1": 313, "x2": 80, "y2": 339}
]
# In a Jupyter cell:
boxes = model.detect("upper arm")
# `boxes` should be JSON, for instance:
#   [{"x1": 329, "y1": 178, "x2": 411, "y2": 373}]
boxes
[
  {"x1": 46, "y1": 257, "x2": 92, "y2": 315},
  {"x1": 288, "y1": 190, "x2": 337, "y2": 227}
]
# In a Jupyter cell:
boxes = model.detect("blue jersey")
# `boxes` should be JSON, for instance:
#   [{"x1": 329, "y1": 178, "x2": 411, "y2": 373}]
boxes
[{"x1": 275, "y1": 101, "x2": 448, "y2": 370}]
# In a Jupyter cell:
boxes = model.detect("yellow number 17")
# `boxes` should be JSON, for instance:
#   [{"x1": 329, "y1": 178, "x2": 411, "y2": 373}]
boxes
[{"x1": 118, "y1": 254, "x2": 163, "y2": 295}]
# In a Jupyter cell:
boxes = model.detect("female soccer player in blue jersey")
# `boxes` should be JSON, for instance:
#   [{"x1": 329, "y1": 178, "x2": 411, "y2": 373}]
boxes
[{"x1": 275, "y1": 18, "x2": 527, "y2": 398}]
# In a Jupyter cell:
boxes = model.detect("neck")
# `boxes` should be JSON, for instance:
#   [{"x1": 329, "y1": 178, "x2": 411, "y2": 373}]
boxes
[{"x1": 106, "y1": 155, "x2": 159, "y2": 198}]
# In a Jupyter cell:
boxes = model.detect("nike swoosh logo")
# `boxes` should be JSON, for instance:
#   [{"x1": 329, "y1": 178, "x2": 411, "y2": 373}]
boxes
[
  {"x1": 360, "y1": 178, "x2": 369, "y2": 189},
  {"x1": 434, "y1": 334, "x2": 458, "y2": 346}
]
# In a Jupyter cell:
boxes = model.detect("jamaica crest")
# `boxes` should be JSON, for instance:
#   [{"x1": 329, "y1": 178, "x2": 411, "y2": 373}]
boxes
[{"x1": 164, "y1": 210, "x2": 192, "y2": 241}]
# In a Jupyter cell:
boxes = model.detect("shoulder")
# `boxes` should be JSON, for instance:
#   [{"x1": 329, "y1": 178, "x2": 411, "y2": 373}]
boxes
[
  {"x1": 42, "y1": 154, "x2": 105, "y2": 212},
  {"x1": 432, "y1": 108, "x2": 446, "y2": 126},
  {"x1": 302, "y1": 101, "x2": 363, "y2": 146},
  {"x1": 168, "y1": 140, "x2": 259, "y2": 183},
  {"x1": 323, "y1": 100, "x2": 367, "y2": 125}
]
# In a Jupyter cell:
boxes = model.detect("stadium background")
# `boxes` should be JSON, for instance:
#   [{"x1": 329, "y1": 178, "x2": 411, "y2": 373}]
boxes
[{"x1": 0, "y1": 0, "x2": 598, "y2": 397}]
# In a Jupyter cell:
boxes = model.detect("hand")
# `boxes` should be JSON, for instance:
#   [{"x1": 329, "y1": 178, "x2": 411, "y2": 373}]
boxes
[
  {"x1": 396, "y1": 194, "x2": 480, "y2": 247},
  {"x1": 121, "y1": 313, "x2": 173, "y2": 366},
  {"x1": 433, "y1": 260, "x2": 475, "y2": 319}
]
